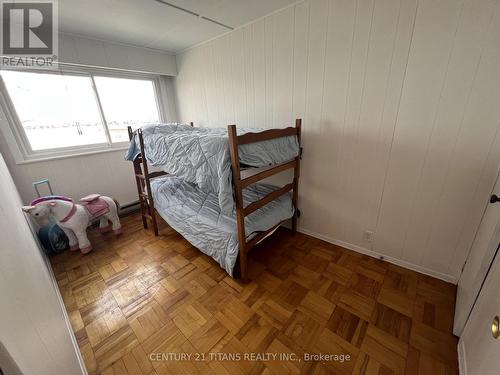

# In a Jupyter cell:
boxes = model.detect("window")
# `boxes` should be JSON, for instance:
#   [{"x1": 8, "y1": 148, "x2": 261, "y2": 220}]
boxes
[
  {"x1": 94, "y1": 76, "x2": 160, "y2": 142},
  {"x1": 0, "y1": 69, "x2": 162, "y2": 158},
  {"x1": 1, "y1": 71, "x2": 107, "y2": 150}
]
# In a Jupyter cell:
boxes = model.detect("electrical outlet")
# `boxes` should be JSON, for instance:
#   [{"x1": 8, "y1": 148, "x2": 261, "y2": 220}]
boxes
[{"x1": 363, "y1": 230, "x2": 374, "y2": 243}]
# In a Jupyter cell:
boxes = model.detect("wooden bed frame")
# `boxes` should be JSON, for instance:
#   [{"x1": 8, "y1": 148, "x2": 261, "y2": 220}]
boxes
[{"x1": 127, "y1": 119, "x2": 302, "y2": 282}]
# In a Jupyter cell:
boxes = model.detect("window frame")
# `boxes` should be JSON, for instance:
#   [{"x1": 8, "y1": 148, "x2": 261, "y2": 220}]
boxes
[{"x1": 0, "y1": 66, "x2": 166, "y2": 163}]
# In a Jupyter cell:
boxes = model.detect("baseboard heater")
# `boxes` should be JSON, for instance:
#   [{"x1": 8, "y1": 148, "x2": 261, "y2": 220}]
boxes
[{"x1": 118, "y1": 200, "x2": 141, "y2": 217}]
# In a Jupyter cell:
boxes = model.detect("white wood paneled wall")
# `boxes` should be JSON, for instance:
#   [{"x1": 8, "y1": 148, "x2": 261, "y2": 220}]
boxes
[
  {"x1": 0, "y1": 155, "x2": 85, "y2": 375},
  {"x1": 174, "y1": 0, "x2": 500, "y2": 282}
]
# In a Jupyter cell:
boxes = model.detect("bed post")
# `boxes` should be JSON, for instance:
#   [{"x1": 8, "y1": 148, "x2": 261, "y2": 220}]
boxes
[
  {"x1": 228, "y1": 124, "x2": 248, "y2": 282},
  {"x1": 292, "y1": 118, "x2": 302, "y2": 233},
  {"x1": 128, "y1": 127, "x2": 148, "y2": 230}
]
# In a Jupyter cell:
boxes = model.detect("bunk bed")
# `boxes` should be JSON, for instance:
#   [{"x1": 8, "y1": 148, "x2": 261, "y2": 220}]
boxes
[{"x1": 126, "y1": 120, "x2": 302, "y2": 281}]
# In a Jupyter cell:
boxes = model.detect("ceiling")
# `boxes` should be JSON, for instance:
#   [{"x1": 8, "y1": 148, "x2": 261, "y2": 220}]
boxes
[{"x1": 58, "y1": 0, "x2": 297, "y2": 53}]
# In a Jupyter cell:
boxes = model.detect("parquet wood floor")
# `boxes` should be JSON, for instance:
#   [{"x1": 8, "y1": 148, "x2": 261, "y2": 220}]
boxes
[{"x1": 50, "y1": 213, "x2": 458, "y2": 374}]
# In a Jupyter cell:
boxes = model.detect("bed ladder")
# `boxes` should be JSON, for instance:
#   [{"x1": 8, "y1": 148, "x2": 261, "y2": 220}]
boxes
[
  {"x1": 127, "y1": 122, "x2": 193, "y2": 236},
  {"x1": 127, "y1": 126, "x2": 167, "y2": 236}
]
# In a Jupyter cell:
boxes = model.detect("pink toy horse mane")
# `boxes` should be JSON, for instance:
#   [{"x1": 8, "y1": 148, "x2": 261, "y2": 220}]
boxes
[{"x1": 31, "y1": 195, "x2": 73, "y2": 205}]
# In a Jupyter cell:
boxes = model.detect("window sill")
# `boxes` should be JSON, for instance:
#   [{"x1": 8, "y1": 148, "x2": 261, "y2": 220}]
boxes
[{"x1": 16, "y1": 145, "x2": 129, "y2": 165}]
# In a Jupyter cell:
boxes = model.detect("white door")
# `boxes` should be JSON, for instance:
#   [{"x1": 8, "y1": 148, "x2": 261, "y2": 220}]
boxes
[
  {"x1": 459, "y1": 240, "x2": 500, "y2": 374},
  {"x1": 454, "y1": 171, "x2": 500, "y2": 336}
]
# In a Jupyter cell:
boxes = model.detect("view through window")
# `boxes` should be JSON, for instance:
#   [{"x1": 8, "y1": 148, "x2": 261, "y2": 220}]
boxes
[
  {"x1": 94, "y1": 76, "x2": 160, "y2": 142},
  {"x1": 0, "y1": 70, "x2": 161, "y2": 152}
]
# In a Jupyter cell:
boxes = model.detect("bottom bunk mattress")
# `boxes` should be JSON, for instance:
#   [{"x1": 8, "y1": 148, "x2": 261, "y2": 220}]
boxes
[{"x1": 151, "y1": 176, "x2": 294, "y2": 276}]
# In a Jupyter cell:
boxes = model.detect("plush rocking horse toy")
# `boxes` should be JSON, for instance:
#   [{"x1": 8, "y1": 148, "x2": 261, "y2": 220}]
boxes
[{"x1": 22, "y1": 194, "x2": 121, "y2": 254}]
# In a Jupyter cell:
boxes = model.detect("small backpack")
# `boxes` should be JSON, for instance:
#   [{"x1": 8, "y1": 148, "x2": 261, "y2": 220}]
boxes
[{"x1": 38, "y1": 221, "x2": 69, "y2": 255}]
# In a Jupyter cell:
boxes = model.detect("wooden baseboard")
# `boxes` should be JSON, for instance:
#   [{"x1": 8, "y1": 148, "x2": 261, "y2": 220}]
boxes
[
  {"x1": 298, "y1": 226, "x2": 457, "y2": 284},
  {"x1": 43, "y1": 252, "x2": 88, "y2": 374},
  {"x1": 458, "y1": 339, "x2": 467, "y2": 375}
]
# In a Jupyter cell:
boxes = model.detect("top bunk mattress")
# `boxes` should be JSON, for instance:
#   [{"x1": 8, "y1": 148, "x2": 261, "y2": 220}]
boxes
[
  {"x1": 151, "y1": 175, "x2": 294, "y2": 276},
  {"x1": 125, "y1": 123, "x2": 299, "y2": 214}
]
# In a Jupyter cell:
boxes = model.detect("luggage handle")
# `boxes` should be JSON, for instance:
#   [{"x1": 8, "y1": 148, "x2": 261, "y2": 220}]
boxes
[{"x1": 33, "y1": 179, "x2": 53, "y2": 198}]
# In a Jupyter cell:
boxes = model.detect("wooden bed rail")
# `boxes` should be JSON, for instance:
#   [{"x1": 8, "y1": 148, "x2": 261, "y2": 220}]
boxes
[
  {"x1": 236, "y1": 126, "x2": 298, "y2": 145},
  {"x1": 240, "y1": 159, "x2": 296, "y2": 188},
  {"x1": 243, "y1": 183, "x2": 294, "y2": 216},
  {"x1": 228, "y1": 119, "x2": 302, "y2": 282}
]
